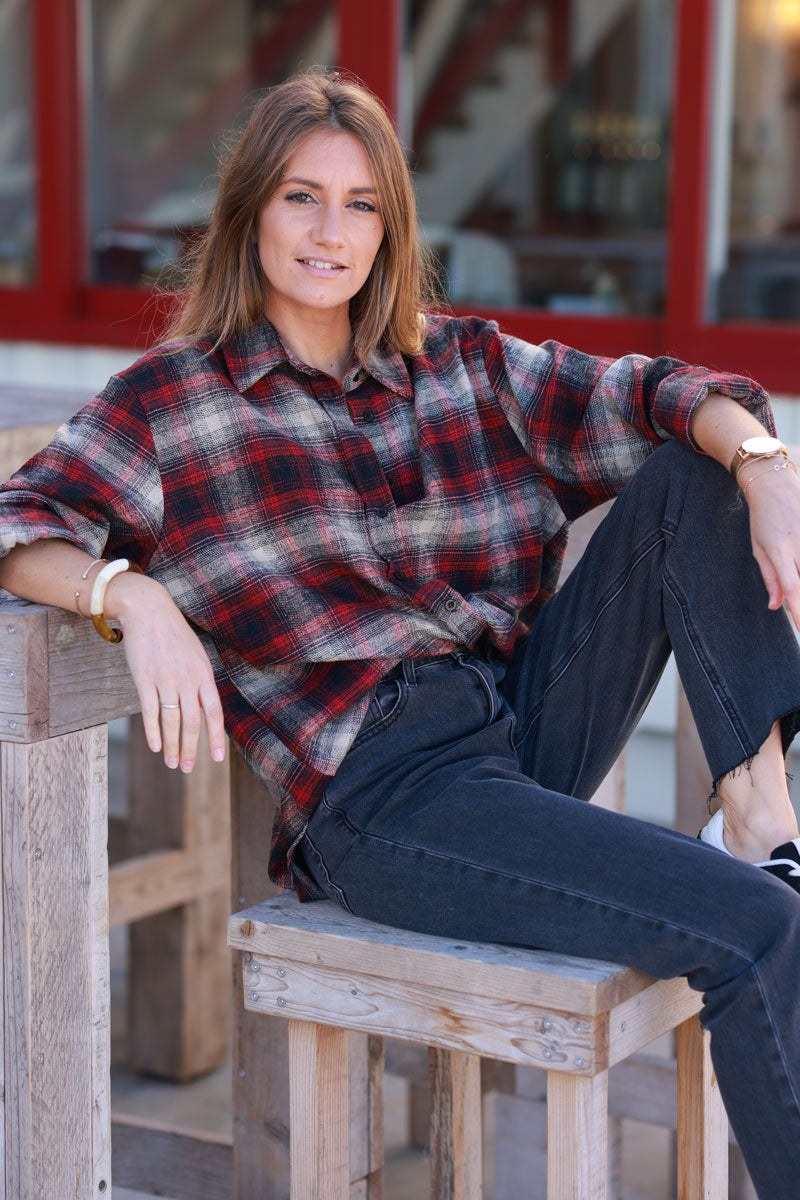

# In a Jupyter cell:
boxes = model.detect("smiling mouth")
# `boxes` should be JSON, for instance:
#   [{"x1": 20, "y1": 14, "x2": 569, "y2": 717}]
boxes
[{"x1": 298, "y1": 258, "x2": 346, "y2": 271}]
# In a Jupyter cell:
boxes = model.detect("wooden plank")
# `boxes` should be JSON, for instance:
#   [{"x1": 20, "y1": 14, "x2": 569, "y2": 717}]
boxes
[
  {"x1": 241, "y1": 953, "x2": 601, "y2": 1072},
  {"x1": 46, "y1": 607, "x2": 140, "y2": 733},
  {"x1": 0, "y1": 604, "x2": 49, "y2": 741},
  {"x1": 229, "y1": 894, "x2": 653, "y2": 1016},
  {"x1": 676, "y1": 1016, "x2": 728, "y2": 1199},
  {"x1": 1, "y1": 728, "x2": 111, "y2": 1199},
  {"x1": 429, "y1": 1047, "x2": 482, "y2": 1200},
  {"x1": 0, "y1": 600, "x2": 139, "y2": 742},
  {"x1": 127, "y1": 721, "x2": 231, "y2": 1079},
  {"x1": 546, "y1": 1071, "x2": 608, "y2": 1200},
  {"x1": 230, "y1": 750, "x2": 290, "y2": 1200},
  {"x1": 289, "y1": 1020, "x2": 350, "y2": 1200},
  {"x1": 109, "y1": 842, "x2": 230, "y2": 927},
  {"x1": 110, "y1": 1112, "x2": 233, "y2": 1200},
  {"x1": 607, "y1": 976, "x2": 702, "y2": 1067},
  {"x1": 349, "y1": 1034, "x2": 384, "y2": 1195}
]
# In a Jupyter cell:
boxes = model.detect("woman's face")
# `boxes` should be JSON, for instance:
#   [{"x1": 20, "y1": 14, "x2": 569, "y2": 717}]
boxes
[{"x1": 257, "y1": 128, "x2": 385, "y2": 328}]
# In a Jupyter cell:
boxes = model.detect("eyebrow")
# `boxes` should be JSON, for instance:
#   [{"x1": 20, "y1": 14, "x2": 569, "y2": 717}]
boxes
[{"x1": 283, "y1": 176, "x2": 377, "y2": 195}]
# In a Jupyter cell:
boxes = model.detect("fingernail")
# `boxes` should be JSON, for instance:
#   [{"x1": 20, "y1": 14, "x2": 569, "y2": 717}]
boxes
[
  {"x1": 181, "y1": 761, "x2": 194, "y2": 773},
  {"x1": 213, "y1": 747, "x2": 224, "y2": 761},
  {"x1": 166, "y1": 757, "x2": 178, "y2": 769},
  {"x1": 149, "y1": 741, "x2": 160, "y2": 753}
]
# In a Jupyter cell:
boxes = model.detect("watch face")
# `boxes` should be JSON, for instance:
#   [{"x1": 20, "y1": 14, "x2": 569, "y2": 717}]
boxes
[{"x1": 742, "y1": 436, "x2": 783, "y2": 455}]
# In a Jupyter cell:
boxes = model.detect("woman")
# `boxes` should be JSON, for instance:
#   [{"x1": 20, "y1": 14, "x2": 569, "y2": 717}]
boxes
[{"x1": 1, "y1": 72, "x2": 800, "y2": 1195}]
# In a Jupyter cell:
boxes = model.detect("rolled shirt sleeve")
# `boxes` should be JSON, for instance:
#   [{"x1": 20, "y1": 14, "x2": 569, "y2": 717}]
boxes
[
  {"x1": 489, "y1": 331, "x2": 774, "y2": 520},
  {"x1": 0, "y1": 375, "x2": 163, "y2": 566}
]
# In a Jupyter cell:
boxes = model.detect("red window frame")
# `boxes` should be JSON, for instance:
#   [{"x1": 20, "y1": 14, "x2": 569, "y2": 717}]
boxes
[{"x1": 2, "y1": 0, "x2": 798, "y2": 392}]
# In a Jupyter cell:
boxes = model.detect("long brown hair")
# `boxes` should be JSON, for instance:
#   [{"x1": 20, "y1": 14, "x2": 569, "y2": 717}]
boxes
[{"x1": 168, "y1": 71, "x2": 438, "y2": 360}]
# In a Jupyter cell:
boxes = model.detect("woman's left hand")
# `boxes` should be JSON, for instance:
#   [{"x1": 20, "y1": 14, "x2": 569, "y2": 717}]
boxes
[{"x1": 746, "y1": 464, "x2": 800, "y2": 629}]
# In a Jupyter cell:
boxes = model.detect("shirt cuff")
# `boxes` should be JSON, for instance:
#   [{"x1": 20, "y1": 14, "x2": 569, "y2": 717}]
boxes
[{"x1": 651, "y1": 368, "x2": 775, "y2": 452}]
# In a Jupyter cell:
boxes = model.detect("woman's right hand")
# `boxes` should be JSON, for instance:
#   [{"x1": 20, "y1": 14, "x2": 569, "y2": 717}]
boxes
[{"x1": 105, "y1": 571, "x2": 226, "y2": 772}]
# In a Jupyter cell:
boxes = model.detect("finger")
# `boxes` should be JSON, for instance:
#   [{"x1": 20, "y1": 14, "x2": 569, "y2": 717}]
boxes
[
  {"x1": 178, "y1": 697, "x2": 203, "y2": 773},
  {"x1": 140, "y1": 684, "x2": 163, "y2": 753},
  {"x1": 779, "y1": 564, "x2": 800, "y2": 630},
  {"x1": 199, "y1": 679, "x2": 226, "y2": 762},
  {"x1": 158, "y1": 699, "x2": 182, "y2": 768},
  {"x1": 752, "y1": 546, "x2": 782, "y2": 610}
]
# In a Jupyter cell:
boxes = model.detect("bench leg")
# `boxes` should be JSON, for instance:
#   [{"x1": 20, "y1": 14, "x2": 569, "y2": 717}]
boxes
[
  {"x1": 676, "y1": 1015, "x2": 728, "y2": 1199},
  {"x1": 547, "y1": 1071, "x2": 608, "y2": 1200},
  {"x1": 289, "y1": 1020, "x2": 350, "y2": 1200},
  {"x1": 429, "y1": 1047, "x2": 483, "y2": 1199},
  {"x1": 1, "y1": 729, "x2": 111, "y2": 1200}
]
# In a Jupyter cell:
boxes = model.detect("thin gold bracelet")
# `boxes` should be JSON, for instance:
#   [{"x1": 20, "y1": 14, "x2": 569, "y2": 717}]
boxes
[
  {"x1": 74, "y1": 558, "x2": 107, "y2": 617},
  {"x1": 742, "y1": 459, "x2": 798, "y2": 501}
]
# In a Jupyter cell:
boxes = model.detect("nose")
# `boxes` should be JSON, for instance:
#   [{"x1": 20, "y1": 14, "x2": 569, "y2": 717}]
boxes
[{"x1": 314, "y1": 202, "x2": 345, "y2": 247}]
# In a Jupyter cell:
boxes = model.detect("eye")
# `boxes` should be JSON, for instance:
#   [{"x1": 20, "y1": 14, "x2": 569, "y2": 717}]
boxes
[
  {"x1": 285, "y1": 190, "x2": 315, "y2": 205},
  {"x1": 350, "y1": 199, "x2": 378, "y2": 214}
]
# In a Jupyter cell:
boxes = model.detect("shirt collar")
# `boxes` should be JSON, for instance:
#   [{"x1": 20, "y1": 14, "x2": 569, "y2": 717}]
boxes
[{"x1": 221, "y1": 318, "x2": 413, "y2": 399}]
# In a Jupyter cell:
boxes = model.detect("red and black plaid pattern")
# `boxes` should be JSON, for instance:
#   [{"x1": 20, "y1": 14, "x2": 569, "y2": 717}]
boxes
[{"x1": 0, "y1": 315, "x2": 772, "y2": 895}]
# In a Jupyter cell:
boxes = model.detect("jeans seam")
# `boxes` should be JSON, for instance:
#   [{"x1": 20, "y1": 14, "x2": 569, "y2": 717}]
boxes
[
  {"x1": 302, "y1": 830, "x2": 354, "y2": 913},
  {"x1": 344, "y1": 826, "x2": 755, "y2": 964},
  {"x1": 349, "y1": 680, "x2": 409, "y2": 750},
  {"x1": 753, "y1": 962, "x2": 800, "y2": 1114},
  {"x1": 662, "y1": 571, "x2": 751, "y2": 761},
  {"x1": 516, "y1": 531, "x2": 667, "y2": 745},
  {"x1": 455, "y1": 654, "x2": 498, "y2": 722}
]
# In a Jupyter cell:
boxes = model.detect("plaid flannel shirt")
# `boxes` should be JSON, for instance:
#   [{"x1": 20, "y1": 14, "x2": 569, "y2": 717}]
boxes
[{"x1": 0, "y1": 314, "x2": 773, "y2": 897}]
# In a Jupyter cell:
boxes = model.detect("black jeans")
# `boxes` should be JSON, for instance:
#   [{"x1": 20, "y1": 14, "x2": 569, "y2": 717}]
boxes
[{"x1": 298, "y1": 440, "x2": 800, "y2": 1199}]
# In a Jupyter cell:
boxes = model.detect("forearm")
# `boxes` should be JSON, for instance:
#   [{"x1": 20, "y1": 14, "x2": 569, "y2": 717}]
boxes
[
  {"x1": 0, "y1": 538, "x2": 166, "y2": 623},
  {"x1": 0, "y1": 539, "x2": 103, "y2": 615},
  {"x1": 689, "y1": 391, "x2": 771, "y2": 476}
]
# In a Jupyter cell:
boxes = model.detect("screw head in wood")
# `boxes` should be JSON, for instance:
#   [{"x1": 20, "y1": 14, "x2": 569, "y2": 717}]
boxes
[
  {"x1": 277, "y1": 997, "x2": 286, "y2": 1007},
  {"x1": 277, "y1": 967, "x2": 286, "y2": 977},
  {"x1": 542, "y1": 1018, "x2": 552, "y2": 1030},
  {"x1": 575, "y1": 1057, "x2": 585, "y2": 1068},
  {"x1": 9, "y1": 721, "x2": 16, "y2": 729},
  {"x1": 249, "y1": 991, "x2": 259, "y2": 1001},
  {"x1": 6, "y1": 625, "x2": 15, "y2": 634}
]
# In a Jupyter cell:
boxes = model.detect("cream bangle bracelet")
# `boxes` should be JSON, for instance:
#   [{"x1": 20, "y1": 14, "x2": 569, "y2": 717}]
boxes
[{"x1": 89, "y1": 559, "x2": 143, "y2": 643}]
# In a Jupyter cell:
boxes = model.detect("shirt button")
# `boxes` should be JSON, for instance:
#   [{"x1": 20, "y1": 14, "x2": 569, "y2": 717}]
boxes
[
  {"x1": 391, "y1": 568, "x2": 407, "y2": 582},
  {"x1": 375, "y1": 506, "x2": 390, "y2": 519},
  {"x1": 444, "y1": 598, "x2": 458, "y2": 612},
  {"x1": 362, "y1": 409, "x2": 377, "y2": 423}
]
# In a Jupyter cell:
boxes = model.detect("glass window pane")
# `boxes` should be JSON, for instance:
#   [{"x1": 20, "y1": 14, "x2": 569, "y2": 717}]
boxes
[
  {"x1": 707, "y1": 0, "x2": 800, "y2": 323},
  {"x1": 86, "y1": 0, "x2": 336, "y2": 286},
  {"x1": 406, "y1": 0, "x2": 675, "y2": 315},
  {"x1": 0, "y1": 0, "x2": 36, "y2": 284}
]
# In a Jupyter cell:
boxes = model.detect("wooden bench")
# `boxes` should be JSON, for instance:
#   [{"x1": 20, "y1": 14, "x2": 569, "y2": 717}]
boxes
[{"x1": 227, "y1": 893, "x2": 727, "y2": 1199}]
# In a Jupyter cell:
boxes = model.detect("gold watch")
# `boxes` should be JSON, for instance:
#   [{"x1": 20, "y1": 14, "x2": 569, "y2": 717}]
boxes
[{"x1": 730, "y1": 436, "x2": 788, "y2": 479}]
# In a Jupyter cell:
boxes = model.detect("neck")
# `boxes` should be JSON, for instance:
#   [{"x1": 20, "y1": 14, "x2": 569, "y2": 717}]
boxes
[{"x1": 265, "y1": 303, "x2": 355, "y2": 382}]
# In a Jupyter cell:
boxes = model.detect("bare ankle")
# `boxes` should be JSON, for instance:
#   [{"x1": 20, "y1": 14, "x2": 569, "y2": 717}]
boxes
[{"x1": 719, "y1": 807, "x2": 799, "y2": 863}]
